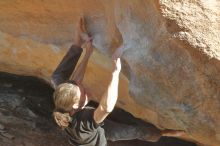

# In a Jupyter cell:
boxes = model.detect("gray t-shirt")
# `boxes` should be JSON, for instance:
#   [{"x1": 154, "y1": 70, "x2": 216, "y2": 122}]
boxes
[{"x1": 65, "y1": 107, "x2": 107, "y2": 146}]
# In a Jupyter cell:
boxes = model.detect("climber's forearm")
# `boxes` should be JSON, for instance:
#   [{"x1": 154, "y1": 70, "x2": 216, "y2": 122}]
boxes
[
  {"x1": 69, "y1": 52, "x2": 91, "y2": 84},
  {"x1": 100, "y1": 71, "x2": 120, "y2": 112},
  {"x1": 94, "y1": 71, "x2": 120, "y2": 123},
  {"x1": 69, "y1": 40, "x2": 93, "y2": 84}
]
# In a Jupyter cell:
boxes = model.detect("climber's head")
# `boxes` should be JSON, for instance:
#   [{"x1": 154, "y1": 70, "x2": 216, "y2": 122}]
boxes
[
  {"x1": 53, "y1": 82, "x2": 88, "y2": 111},
  {"x1": 52, "y1": 82, "x2": 88, "y2": 128}
]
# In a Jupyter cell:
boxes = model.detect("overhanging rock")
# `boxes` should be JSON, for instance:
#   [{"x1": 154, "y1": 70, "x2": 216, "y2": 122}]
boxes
[{"x1": 0, "y1": 1, "x2": 219, "y2": 145}]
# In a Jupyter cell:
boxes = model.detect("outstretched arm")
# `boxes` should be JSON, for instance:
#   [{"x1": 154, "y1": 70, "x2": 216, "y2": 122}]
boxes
[
  {"x1": 69, "y1": 40, "x2": 93, "y2": 84},
  {"x1": 93, "y1": 57, "x2": 121, "y2": 124}
]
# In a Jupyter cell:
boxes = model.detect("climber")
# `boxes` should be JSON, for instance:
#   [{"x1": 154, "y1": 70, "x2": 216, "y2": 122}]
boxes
[{"x1": 50, "y1": 16, "x2": 185, "y2": 146}]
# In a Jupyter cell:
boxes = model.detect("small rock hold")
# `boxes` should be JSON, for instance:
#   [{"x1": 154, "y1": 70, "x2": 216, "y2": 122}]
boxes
[
  {"x1": 0, "y1": 123, "x2": 5, "y2": 130},
  {"x1": 17, "y1": 89, "x2": 24, "y2": 93},
  {"x1": 0, "y1": 132, "x2": 15, "y2": 139},
  {"x1": 3, "y1": 83, "x2": 13, "y2": 88}
]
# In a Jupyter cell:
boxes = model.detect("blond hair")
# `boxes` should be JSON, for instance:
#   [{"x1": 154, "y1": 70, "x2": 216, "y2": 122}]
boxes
[{"x1": 53, "y1": 83, "x2": 80, "y2": 129}]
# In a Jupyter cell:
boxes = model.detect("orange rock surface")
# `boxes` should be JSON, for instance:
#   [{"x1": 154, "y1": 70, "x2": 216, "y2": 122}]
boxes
[{"x1": 0, "y1": 1, "x2": 219, "y2": 145}]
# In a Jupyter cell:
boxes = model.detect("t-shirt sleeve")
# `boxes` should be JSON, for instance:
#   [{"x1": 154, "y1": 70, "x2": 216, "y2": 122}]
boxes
[{"x1": 79, "y1": 108, "x2": 103, "y2": 131}]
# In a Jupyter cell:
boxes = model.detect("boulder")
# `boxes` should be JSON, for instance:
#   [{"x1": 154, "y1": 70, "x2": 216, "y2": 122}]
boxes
[{"x1": 0, "y1": 0, "x2": 219, "y2": 145}]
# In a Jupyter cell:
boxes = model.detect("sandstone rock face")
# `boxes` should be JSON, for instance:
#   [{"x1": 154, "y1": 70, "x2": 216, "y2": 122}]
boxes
[{"x1": 0, "y1": 0, "x2": 219, "y2": 146}]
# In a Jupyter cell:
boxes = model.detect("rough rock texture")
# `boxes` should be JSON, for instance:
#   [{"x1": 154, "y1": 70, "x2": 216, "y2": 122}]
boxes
[{"x1": 0, "y1": 0, "x2": 219, "y2": 146}]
